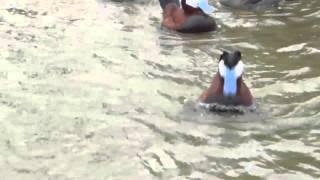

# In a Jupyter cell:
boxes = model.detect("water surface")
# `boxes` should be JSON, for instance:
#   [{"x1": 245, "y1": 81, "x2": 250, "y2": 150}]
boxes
[{"x1": 0, "y1": 0, "x2": 319, "y2": 179}]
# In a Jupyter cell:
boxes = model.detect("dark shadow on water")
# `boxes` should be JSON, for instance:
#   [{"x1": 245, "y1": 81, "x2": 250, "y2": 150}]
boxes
[
  {"x1": 157, "y1": 29, "x2": 223, "y2": 57},
  {"x1": 6, "y1": 8, "x2": 39, "y2": 18}
]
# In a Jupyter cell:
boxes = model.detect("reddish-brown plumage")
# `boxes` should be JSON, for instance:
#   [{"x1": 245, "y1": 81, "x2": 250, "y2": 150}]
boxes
[
  {"x1": 162, "y1": 3, "x2": 187, "y2": 30},
  {"x1": 159, "y1": 0, "x2": 217, "y2": 33},
  {"x1": 199, "y1": 73, "x2": 253, "y2": 106},
  {"x1": 162, "y1": 2, "x2": 208, "y2": 31}
]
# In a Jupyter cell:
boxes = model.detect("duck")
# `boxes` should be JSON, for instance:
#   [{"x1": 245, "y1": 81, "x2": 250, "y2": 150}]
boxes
[
  {"x1": 198, "y1": 50, "x2": 254, "y2": 111},
  {"x1": 219, "y1": 0, "x2": 283, "y2": 10},
  {"x1": 159, "y1": 0, "x2": 217, "y2": 33}
]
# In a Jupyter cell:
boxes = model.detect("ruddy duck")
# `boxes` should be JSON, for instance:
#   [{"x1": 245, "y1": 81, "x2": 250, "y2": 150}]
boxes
[
  {"x1": 198, "y1": 50, "x2": 254, "y2": 111},
  {"x1": 159, "y1": 0, "x2": 217, "y2": 33}
]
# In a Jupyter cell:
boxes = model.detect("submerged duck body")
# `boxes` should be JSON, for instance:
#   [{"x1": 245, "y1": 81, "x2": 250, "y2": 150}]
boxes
[
  {"x1": 159, "y1": 0, "x2": 217, "y2": 33},
  {"x1": 219, "y1": 0, "x2": 282, "y2": 10},
  {"x1": 199, "y1": 51, "x2": 254, "y2": 111}
]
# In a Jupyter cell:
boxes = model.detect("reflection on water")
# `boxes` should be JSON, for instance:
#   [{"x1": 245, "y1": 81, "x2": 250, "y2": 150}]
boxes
[{"x1": 0, "y1": 0, "x2": 319, "y2": 179}]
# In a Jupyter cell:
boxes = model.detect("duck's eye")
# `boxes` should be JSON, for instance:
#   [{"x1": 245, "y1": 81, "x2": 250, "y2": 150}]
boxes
[{"x1": 219, "y1": 60, "x2": 244, "y2": 78}]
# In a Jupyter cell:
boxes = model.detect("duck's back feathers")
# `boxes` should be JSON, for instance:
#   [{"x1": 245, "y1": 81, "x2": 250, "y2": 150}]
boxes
[{"x1": 177, "y1": 15, "x2": 217, "y2": 33}]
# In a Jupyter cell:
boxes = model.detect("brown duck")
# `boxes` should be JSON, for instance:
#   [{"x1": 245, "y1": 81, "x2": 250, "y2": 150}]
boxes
[
  {"x1": 159, "y1": 0, "x2": 217, "y2": 33},
  {"x1": 199, "y1": 50, "x2": 254, "y2": 107}
]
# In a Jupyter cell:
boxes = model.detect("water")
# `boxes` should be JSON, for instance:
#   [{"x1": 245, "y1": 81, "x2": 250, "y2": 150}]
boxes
[{"x1": 0, "y1": 0, "x2": 319, "y2": 179}]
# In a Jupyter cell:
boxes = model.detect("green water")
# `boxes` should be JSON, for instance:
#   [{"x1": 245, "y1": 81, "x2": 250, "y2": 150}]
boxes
[{"x1": 0, "y1": 0, "x2": 319, "y2": 179}]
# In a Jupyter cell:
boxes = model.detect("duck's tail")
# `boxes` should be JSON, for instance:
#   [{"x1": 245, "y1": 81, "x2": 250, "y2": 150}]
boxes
[{"x1": 159, "y1": 0, "x2": 179, "y2": 10}]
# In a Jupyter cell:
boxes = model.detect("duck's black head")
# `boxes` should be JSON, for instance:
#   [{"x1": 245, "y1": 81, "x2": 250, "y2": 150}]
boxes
[{"x1": 219, "y1": 50, "x2": 242, "y2": 69}]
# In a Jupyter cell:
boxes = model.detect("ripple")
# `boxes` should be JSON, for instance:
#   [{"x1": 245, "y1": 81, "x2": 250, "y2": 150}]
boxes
[
  {"x1": 0, "y1": 0, "x2": 320, "y2": 179},
  {"x1": 277, "y1": 43, "x2": 307, "y2": 52}
]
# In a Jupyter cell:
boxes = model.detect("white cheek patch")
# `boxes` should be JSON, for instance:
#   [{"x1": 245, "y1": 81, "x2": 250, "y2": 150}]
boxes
[
  {"x1": 218, "y1": 60, "x2": 226, "y2": 77},
  {"x1": 235, "y1": 61, "x2": 244, "y2": 77},
  {"x1": 219, "y1": 60, "x2": 244, "y2": 78}
]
